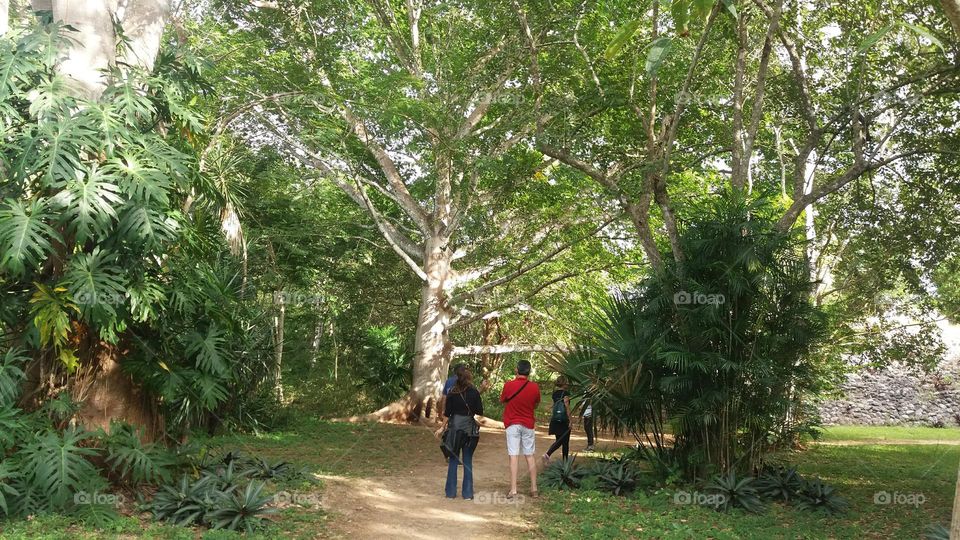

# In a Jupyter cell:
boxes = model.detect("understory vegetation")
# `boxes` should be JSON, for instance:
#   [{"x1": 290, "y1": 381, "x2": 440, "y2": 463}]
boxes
[{"x1": 0, "y1": 0, "x2": 958, "y2": 537}]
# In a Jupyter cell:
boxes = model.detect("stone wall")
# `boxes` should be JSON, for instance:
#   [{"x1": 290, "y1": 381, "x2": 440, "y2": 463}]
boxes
[{"x1": 818, "y1": 356, "x2": 960, "y2": 426}]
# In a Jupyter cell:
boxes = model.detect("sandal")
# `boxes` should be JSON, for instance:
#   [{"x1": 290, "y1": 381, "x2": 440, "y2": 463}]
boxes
[
  {"x1": 530, "y1": 490, "x2": 539, "y2": 499},
  {"x1": 506, "y1": 491, "x2": 518, "y2": 500}
]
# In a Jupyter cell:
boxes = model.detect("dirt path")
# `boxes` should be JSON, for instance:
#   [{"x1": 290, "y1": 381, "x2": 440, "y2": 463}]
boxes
[{"x1": 318, "y1": 425, "x2": 615, "y2": 540}]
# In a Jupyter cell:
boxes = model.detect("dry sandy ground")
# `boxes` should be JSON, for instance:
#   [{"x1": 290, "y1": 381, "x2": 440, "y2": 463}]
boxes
[{"x1": 317, "y1": 425, "x2": 609, "y2": 540}]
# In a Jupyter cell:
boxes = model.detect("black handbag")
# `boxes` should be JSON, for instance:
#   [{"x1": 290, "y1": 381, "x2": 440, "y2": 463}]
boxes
[{"x1": 439, "y1": 390, "x2": 480, "y2": 458}]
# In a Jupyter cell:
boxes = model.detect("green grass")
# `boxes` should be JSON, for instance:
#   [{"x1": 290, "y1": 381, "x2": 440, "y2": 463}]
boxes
[
  {"x1": 2, "y1": 422, "x2": 957, "y2": 539},
  {"x1": 538, "y1": 440, "x2": 959, "y2": 539},
  {"x1": 0, "y1": 510, "x2": 333, "y2": 539},
  {"x1": 819, "y1": 425, "x2": 960, "y2": 443},
  {"x1": 191, "y1": 415, "x2": 427, "y2": 477}
]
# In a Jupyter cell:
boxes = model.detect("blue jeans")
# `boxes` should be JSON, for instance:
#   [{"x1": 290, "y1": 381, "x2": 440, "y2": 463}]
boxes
[{"x1": 445, "y1": 437, "x2": 478, "y2": 498}]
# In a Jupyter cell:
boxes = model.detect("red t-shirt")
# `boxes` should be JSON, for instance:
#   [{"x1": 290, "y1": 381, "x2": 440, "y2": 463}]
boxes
[{"x1": 500, "y1": 376, "x2": 540, "y2": 429}]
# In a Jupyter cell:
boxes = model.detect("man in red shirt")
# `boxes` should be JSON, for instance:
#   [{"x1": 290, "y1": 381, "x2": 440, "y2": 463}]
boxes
[{"x1": 500, "y1": 359, "x2": 541, "y2": 498}]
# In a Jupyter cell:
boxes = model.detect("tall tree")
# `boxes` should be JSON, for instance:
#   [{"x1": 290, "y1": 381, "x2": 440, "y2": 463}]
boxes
[
  {"x1": 208, "y1": 0, "x2": 623, "y2": 420},
  {"x1": 530, "y1": 0, "x2": 958, "y2": 278}
]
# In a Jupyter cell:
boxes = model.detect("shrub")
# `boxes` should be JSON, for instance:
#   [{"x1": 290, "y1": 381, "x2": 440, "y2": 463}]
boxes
[
  {"x1": 550, "y1": 192, "x2": 831, "y2": 479},
  {"x1": 794, "y1": 477, "x2": 847, "y2": 515},
  {"x1": 103, "y1": 422, "x2": 176, "y2": 485},
  {"x1": 704, "y1": 472, "x2": 765, "y2": 514},
  {"x1": 755, "y1": 466, "x2": 804, "y2": 502},
  {"x1": 540, "y1": 457, "x2": 588, "y2": 490},
  {"x1": 591, "y1": 461, "x2": 637, "y2": 496},
  {"x1": 149, "y1": 464, "x2": 274, "y2": 533}
]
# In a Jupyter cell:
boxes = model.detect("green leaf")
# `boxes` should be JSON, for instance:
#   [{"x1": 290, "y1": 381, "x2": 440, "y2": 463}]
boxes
[
  {"x1": 0, "y1": 199, "x2": 59, "y2": 277},
  {"x1": 721, "y1": 0, "x2": 737, "y2": 19},
  {"x1": 20, "y1": 427, "x2": 101, "y2": 510},
  {"x1": 50, "y1": 165, "x2": 123, "y2": 244},
  {"x1": 692, "y1": 0, "x2": 714, "y2": 18},
  {"x1": 898, "y1": 22, "x2": 945, "y2": 52},
  {"x1": 62, "y1": 248, "x2": 127, "y2": 323},
  {"x1": 645, "y1": 36, "x2": 674, "y2": 74},
  {"x1": 187, "y1": 325, "x2": 229, "y2": 376},
  {"x1": 605, "y1": 20, "x2": 643, "y2": 60},
  {"x1": 671, "y1": 0, "x2": 691, "y2": 34},
  {"x1": 858, "y1": 23, "x2": 895, "y2": 53},
  {"x1": 0, "y1": 349, "x2": 26, "y2": 407}
]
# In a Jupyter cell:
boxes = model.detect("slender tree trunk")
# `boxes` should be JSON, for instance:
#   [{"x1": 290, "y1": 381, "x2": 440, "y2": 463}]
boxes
[
  {"x1": 951, "y1": 456, "x2": 959, "y2": 538},
  {"x1": 272, "y1": 291, "x2": 285, "y2": 403},
  {"x1": 331, "y1": 320, "x2": 338, "y2": 380},
  {"x1": 477, "y1": 316, "x2": 505, "y2": 393}
]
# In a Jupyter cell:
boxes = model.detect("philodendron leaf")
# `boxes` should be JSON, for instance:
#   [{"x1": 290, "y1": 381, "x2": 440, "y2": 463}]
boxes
[
  {"x1": 645, "y1": 36, "x2": 674, "y2": 74},
  {"x1": 605, "y1": 19, "x2": 642, "y2": 60}
]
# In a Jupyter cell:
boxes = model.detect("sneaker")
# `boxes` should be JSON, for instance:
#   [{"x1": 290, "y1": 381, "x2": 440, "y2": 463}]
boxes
[{"x1": 585, "y1": 445, "x2": 595, "y2": 452}]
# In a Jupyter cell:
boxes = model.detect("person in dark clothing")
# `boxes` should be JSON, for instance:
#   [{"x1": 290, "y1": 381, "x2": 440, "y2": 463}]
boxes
[
  {"x1": 543, "y1": 376, "x2": 571, "y2": 462},
  {"x1": 440, "y1": 368, "x2": 483, "y2": 499},
  {"x1": 582, "y1": 397, "x2": 595, "y2": 452}
]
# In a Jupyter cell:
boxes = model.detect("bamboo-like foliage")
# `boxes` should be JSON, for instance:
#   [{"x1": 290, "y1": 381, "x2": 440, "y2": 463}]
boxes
[{"x1": 552, "y1": 190, "x2": 829, "y2": 479}]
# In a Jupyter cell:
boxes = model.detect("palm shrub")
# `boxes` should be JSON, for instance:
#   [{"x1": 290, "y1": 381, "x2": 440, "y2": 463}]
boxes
[{"x1": 551, "y1": 191, "x2": 830, "y2": 479}]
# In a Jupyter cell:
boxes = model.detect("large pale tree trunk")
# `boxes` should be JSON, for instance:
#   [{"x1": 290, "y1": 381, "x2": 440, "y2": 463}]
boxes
[
  {"x1": 45, "y1": 0, "x2": 116, "y2": 98},
  {"x1": 373, "y1": 235, "x2": 453, "y2": 422},
  {"x1": 0, "y1": 0, "x2": 8, "y2": 35}
]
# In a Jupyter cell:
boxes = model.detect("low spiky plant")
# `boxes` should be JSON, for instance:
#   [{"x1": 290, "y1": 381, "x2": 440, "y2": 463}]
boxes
[
  {"x1": 755, "y1": 466, "x2": 804, "y2": 502},
  {"x1": 704, "y1": 471, "x2": 765, "y2": 513},
  {"x1": 540, "y1": 457, "x2": 587, "y2": 490},
  {"x1": 207, "y1": 481, "x2": 275, "y2": 534},
  {"x1": 794, "y1": 477, "x2": 847, "y2": 515},
  {"x1": 592, "y1": 461, "x2": 638, "y2": 496}
]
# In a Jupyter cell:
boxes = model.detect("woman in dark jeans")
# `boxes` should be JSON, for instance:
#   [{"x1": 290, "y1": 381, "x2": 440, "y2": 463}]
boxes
[
  {"x1": 543, "y1": 376, "x2": 571, "y2": 463},
  {"x1": 440, "y1": 368, "x2": 483, "y2": 499}
]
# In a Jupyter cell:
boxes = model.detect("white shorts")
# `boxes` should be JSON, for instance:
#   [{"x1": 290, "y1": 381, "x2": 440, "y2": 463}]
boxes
[{"x1": 505, "y1": 424, "x2": 536, "y2": 456}]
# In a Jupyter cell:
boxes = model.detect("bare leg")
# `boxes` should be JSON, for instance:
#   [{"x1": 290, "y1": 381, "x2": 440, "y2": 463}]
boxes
[
  {"x1": 509, "y1": 455, "x2": 519, "y2": 494},
  {"x1": 524, "y1": 455, "x2": 538, "y2": 493}
]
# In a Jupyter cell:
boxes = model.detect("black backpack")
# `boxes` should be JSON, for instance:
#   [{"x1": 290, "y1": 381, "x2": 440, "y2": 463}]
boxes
[{"x1": 551, "y1": 394, "x2": 568, "y2": 423}]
